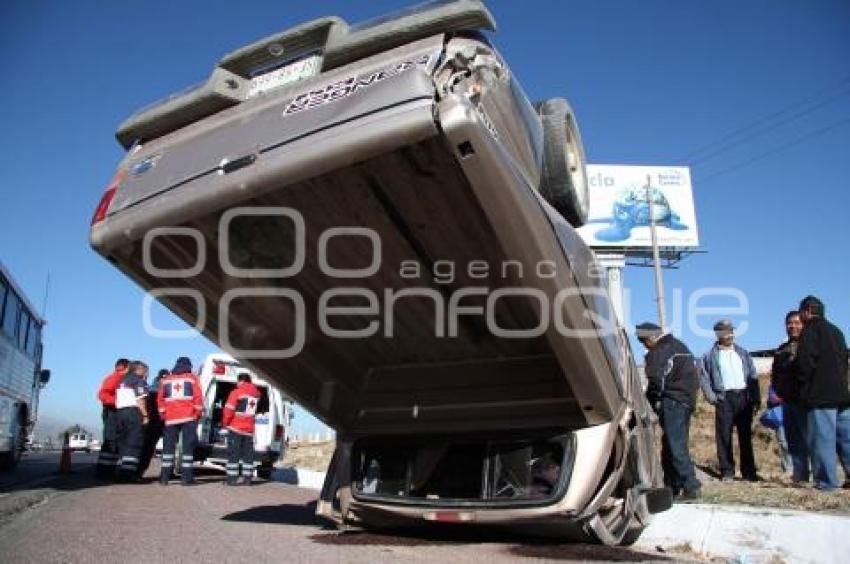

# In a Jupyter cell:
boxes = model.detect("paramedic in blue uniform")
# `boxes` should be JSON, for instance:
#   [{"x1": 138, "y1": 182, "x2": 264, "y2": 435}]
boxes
[
  {"x1": 114, "y1": 361, "x2": 150, "y2": 482},
  {"x1": 138, "y1": 368, "x2": 168, "y2": 478}
]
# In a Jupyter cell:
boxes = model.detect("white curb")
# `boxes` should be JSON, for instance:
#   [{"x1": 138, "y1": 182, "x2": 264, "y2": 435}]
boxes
[{"x1": 636, "y1": 503, "x2": 850, "y2": 563}]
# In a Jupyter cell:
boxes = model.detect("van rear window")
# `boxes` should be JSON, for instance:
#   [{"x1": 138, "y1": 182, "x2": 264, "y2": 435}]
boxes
[{"x1": 353, "y1": 432, "x2": 573, "y2": 504}]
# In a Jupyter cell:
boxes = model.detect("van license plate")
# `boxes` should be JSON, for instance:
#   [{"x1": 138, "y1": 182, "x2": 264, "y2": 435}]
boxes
[{"x1": 247, "y1": 54, "x2": 320, "y2": 99}]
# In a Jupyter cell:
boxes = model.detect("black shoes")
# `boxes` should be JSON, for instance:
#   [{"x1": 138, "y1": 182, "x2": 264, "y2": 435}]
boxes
[{"x1": 675, "y1": 488, "x2": 701, "y2": 503}]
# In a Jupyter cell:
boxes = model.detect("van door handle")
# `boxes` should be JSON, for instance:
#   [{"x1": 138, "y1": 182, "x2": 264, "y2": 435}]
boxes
[{"x1": 220, "y1": 153, "x2": 257, "y2": 174}]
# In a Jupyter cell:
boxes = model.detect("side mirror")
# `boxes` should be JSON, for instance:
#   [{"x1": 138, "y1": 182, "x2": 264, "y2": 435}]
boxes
[{"x1": 39, "y1": 369, "x2": 51, "y2": 386}]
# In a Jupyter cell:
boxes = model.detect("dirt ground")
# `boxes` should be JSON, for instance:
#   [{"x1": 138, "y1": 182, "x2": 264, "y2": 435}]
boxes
[
  {"x1": 689, "y1": 375, "x2": 850, "y2": 512},
  {"x1": 282, "y1": 440, "x2": 336, "y2": 472},
  {"x1": 281, "y1": 378, "x2": 850, "y2": 513}
]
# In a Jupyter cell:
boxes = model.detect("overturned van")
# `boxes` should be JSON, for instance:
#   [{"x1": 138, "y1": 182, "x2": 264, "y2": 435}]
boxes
[{"x1": 89, "y1": 0, "x2": 670, "y2": 545}]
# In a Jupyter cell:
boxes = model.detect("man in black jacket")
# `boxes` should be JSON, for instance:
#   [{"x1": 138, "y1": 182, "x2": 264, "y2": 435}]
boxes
[
  {"x1": 796, "y1": 296, "x2": 850, "y2": 490},
  {"x1": 637, "y1": 322, "x2": 701, "y2": 501},
  {"x1": 771, "y1": 310, "x2": 809, "y2": 483}
]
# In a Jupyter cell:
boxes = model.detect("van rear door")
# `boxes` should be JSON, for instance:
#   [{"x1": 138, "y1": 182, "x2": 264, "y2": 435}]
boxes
[{"x1": 253, "y1": 385, "x2": 272, "y2": 453}]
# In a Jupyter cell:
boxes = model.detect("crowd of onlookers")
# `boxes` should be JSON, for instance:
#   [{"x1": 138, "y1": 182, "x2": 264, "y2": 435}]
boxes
[{"x1": 637, "y1": 295, "x2": 849, "y2": 502}]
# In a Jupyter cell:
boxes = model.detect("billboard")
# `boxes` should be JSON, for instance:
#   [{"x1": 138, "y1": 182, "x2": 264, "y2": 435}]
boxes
[{"x1": 577, "y1": 165, "x2": 699, "y2": 248}]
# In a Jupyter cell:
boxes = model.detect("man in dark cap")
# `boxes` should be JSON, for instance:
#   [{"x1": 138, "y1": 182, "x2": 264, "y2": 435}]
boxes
[
  {"x1": 797, "y1": 296, "x2": 850, "y2": 490},
  {"x1": 701, "y1": 319, "x2": 760, "y2": 482},
  {"x1": 636, "y1": 322, "x2": 702, "y2": 501}
]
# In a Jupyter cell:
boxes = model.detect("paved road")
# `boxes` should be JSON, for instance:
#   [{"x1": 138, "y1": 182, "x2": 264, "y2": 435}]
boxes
[
  {"x1": 0, "y1": 451, "x2": 98, "y2": 491},
  {"x1": 0, "y1": 451, "x2": 99, "y2": 525},
  {"x1": 0, "y1": 452, "x2": 675, "y2": 563}
]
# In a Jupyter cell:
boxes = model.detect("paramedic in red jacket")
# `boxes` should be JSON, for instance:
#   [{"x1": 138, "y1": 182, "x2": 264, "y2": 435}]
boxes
[
  {"x1": 157, "y1": 357, "x2": 203, "y2": 485},
  {"x1": 222, "y1": 373, "x2": 261, "y2": 485},
  {"x1": 95, "y1": 358, "x2": 129, "y2": 479}
]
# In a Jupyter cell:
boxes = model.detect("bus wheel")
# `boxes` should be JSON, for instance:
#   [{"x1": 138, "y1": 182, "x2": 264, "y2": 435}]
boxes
[{"x1": 0, "y1": 411, "x2": 25, "y2": 471}]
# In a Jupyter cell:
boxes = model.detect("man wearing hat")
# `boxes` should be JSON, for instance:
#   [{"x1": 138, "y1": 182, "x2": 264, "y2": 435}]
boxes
[
  {"x1": 701, "y1": 320, "x2": 760, "y2": 481},
  {"x1": 636, "y1": 322, "x2": 702, "y2": 501}
]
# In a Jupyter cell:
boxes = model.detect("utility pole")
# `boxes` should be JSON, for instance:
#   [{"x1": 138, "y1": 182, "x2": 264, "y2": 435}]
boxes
[{"x1": 646, "y1": 175, "x2": 667, "y2": 331}]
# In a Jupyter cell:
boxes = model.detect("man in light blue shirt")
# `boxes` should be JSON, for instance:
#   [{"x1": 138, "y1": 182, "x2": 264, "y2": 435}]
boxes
[{"x1": 701, "y1": 320, "x2": 760, "y2": 481}]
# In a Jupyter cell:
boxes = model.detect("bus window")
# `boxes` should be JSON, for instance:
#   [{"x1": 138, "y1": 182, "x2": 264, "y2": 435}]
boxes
[
  {"x1": 26, "y1": 319, "x2": 39, "y2": 357},
  {"x1": 0, "y1": 277, "x2": 7, "y2": 316},
  {"x1": 18, "y1": 310, "x2": 30, "y2": 350},
  {"x1": 2, "y1": 290, "x2": 19, "y2": 339}
]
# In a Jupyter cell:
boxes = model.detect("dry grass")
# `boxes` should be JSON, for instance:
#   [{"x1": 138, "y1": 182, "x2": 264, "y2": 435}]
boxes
[
  {"x1": 689, "y1": 375, "x2": 850, "y2": 512},
  {"x1": 281, "y1": 440, "x2": 335, "y2": 472}
]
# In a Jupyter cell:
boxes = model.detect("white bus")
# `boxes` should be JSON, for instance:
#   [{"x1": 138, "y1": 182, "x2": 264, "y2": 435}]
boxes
[{"x1": 0, "y1": 261, "x2": 50, "y2": 470}]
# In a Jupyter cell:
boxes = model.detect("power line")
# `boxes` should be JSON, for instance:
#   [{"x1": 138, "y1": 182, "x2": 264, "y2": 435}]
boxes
[
  {"x1": 696, "y1": 116, "x2": 850, "y2": 184},
  {"x1": 680, "y1": 74, "x2": 850, "y2": 162},
  {"x1": 690, "y1": 87, "x2": 850, "y2": 166}
]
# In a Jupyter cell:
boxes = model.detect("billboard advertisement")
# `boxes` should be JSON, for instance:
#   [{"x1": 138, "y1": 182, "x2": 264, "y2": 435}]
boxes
[{"x1": 577, "y1": 165, "x2": 699, "y2": 248}]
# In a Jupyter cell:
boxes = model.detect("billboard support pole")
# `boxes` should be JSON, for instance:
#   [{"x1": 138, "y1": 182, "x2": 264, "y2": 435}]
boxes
[
  {"x1": 646, "y1": 175, "x2": 667, "y2": 331},
  {"x1": 596, "y1": 253, "x2": 626, "y2": 326}
]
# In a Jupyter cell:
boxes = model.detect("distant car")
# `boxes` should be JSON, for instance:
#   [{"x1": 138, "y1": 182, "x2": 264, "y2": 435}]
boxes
[
  {"x1": 90, "y1": 0, "x2": 669, "y2": 545},
  {"x1": 68, "y1": 433, "x2": 91, "y2": 453}
]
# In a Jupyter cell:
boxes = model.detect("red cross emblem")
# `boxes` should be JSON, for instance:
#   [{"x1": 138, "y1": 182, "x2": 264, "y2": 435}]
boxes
[
  {"x1": 173, "y1": 383, "x2": 182, "y2": 393},
  {"x1": 248, "y1": 399, "x2": 256, "y2": 409}
]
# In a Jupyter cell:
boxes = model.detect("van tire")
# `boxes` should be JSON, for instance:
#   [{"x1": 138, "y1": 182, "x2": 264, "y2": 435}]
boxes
[{"x1": 535, "y1": 98, "x2": 589, "y2": 227}]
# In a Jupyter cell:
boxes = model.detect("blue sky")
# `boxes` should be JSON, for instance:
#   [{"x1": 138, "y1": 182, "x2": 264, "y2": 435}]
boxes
[{"x1": 2, "y1": 0, "x2": 849, "y2": 437}]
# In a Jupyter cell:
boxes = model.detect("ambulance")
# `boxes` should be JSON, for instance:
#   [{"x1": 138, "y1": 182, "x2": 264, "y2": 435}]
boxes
[{"x1": 194, "y1": 353, "x2": 292, "y2": 477}]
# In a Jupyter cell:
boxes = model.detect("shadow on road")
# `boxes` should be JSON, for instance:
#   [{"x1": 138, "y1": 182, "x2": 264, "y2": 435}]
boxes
[
  {"x1": 0, "y1": 453, "x2": 115, "y2": 494},
  {"x1": 222, "y1": 500, "x2": 320, "y2": 526},
  {"x1": 507, "y1": 543, "x2": 671, "y2": 561},
  {"x1": 0, "y1": 453, "x2": 240, "y2": 495},
  {"x1": 309, "y1": 528, "x2": 672, "y2": 561}
]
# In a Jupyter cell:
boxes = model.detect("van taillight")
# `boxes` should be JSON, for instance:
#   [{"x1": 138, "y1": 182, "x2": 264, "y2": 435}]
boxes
[
  {"x1": 423, "y1": 511, "x2": 474, "y2": 523},
  {"x1": 91, "y1": 169, "x2": 126, "y2": 225},
  {"x1": 274, "y1": 425, "x2": 284, "y2": 441},
  {"x1": 212, "y1": 362, "x2": 226, "y2": 375}
]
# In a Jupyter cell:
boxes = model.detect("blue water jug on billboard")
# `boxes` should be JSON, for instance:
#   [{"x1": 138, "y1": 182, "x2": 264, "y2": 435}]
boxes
[{"x1": 592, "y1": 185, "x2": 689, "y2": 242}]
